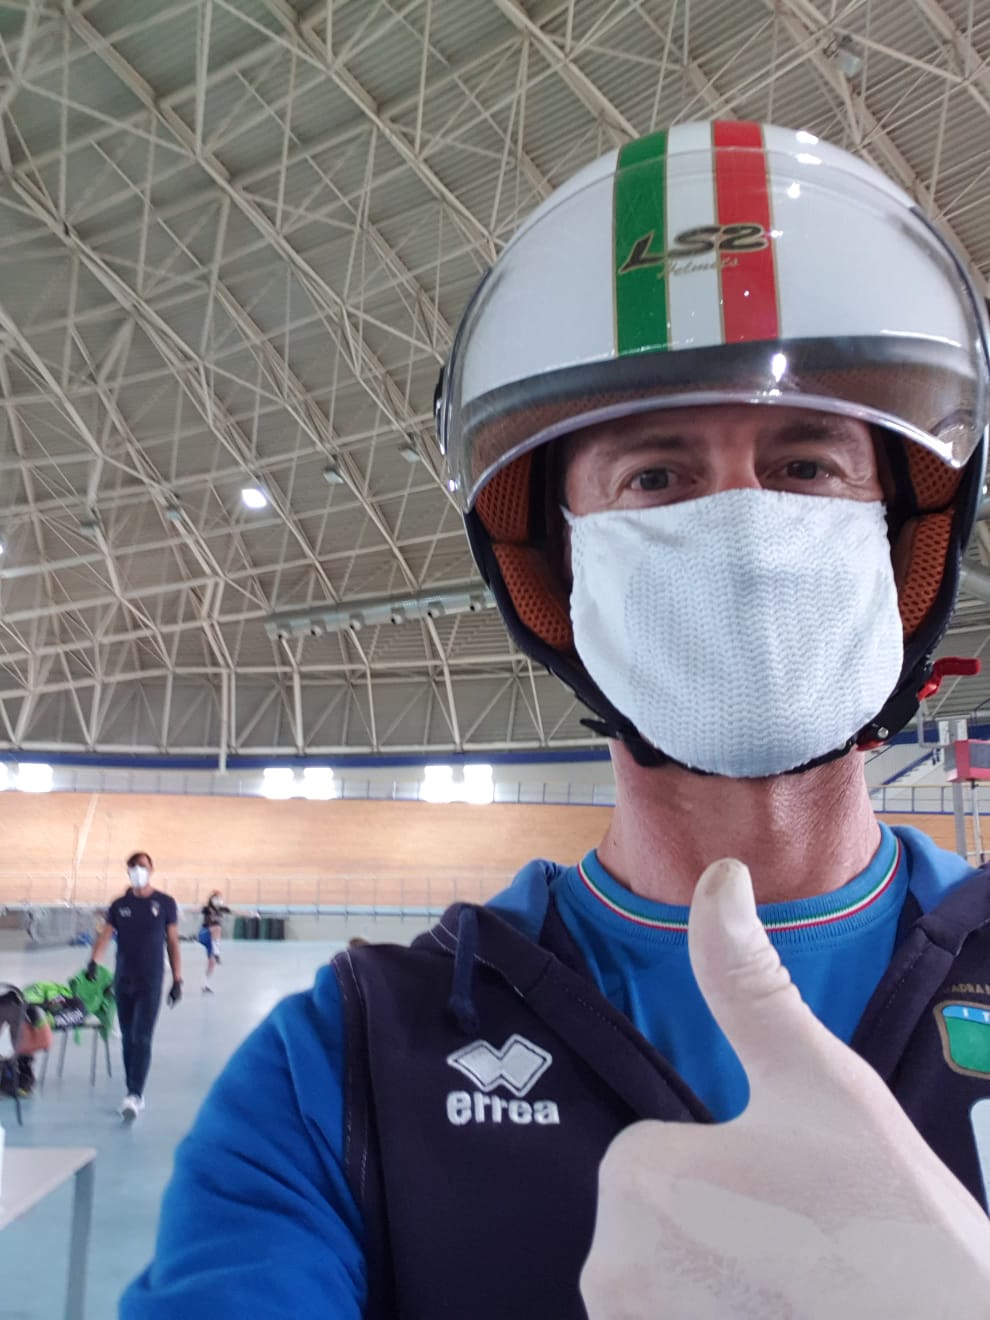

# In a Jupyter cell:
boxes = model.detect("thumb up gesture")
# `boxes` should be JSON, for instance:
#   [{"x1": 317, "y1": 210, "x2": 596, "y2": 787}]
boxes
[{"x1": 580, "y1": 859, "x2": 990, "y2": 1319}]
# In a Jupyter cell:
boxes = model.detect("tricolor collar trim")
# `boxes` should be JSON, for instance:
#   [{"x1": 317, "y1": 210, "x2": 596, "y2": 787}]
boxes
[{"x1": 575, "y1": 837, "x2": 903, "y2": 934}]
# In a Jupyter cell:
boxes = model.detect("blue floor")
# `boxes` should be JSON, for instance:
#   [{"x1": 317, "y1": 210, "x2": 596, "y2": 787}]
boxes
[{"x1": 1, "y1": 939, "x2": 338, "y2": 1319}]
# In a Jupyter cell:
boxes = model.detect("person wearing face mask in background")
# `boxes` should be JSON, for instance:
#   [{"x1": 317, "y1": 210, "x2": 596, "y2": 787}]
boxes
[{"x1": 87, "y1": 850, "x2": 182, "y2": 1120}]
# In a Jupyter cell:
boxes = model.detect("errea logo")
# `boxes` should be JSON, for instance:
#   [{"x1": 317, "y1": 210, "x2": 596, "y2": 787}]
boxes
[
  {"x1": 445, "y1": 1035, "x2": 560, "y2": 1128},
  {"x1": 447, "y1": 1034, "x2": 552, "y2": 1096}
]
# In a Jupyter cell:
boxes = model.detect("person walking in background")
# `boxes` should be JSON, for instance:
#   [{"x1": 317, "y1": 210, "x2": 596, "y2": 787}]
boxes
[
  {"x1": 87, "y1": 850, "x2": 182, "y2": 1119},
  {"x1": 198, "y1": 890, "x2": 229, "y2": 994}
]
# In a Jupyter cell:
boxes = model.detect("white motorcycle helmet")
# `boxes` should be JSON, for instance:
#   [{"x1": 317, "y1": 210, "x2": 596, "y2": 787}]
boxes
[{"x1": 435, "y1": 121, "x2": 990, "y2": 765}]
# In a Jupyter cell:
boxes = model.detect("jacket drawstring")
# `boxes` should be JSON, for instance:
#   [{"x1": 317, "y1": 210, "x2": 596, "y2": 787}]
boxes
[{"x1": 447, "y1": 906, "x2": 480, "y2": 1035}]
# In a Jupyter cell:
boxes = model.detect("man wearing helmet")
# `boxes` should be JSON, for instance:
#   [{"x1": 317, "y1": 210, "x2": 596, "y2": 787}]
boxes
[{"x1": 124, "y1": 124, "x2": 990, "y2": 1318}]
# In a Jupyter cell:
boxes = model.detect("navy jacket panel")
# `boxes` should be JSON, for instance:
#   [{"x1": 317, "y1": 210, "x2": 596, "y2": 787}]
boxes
[{"x1": 336, "y1": 869, "x2": 990, "y2": 1319}]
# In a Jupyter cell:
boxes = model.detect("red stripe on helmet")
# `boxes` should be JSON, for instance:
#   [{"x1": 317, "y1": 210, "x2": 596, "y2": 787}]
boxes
[{"x1": 713, "y1": 121, "x2": 779, "y2": 343}]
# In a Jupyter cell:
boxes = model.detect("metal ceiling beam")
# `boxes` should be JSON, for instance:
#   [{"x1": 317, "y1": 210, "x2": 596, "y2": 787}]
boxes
[
  {"x1": 0, "y1": 194, "x2": 282, "y2": 745},
  {"x1": 16, "y1": 224, "x2": 436, "y2": 753},
  {"x1": 491, "y1": 0, "x2": 636, "y2": 136},
  {"x1": 6, "y1": 175, "x2": 345, "y2": 607},
  {"x1": 256, "y1": 0, "x2": 498, "y2": 262},
  {"x1": 909, "y1": 0, "x2": 990, "y2": 117},
  {"x1": 491, "y1": 0, "x2": 733, "y2": 128},
  {"x1": 8, "y1": 21, "x2": 523, "y2": 212},
  {"x1": 0, "y1": 351, "x2": 65, "y2": 718},
  {"x1": 56, "y1": 13, "x2": 471, "y2": 704},
  {"x1": 769, "y1": 0, "x2": 987, "y2": 293},
  {"x1": 55, "y1": 10, "x2": 478, "y2": 748},
  {"x1": 0, "y1": 657, "x2": 538, "y2": 699},
  {"x1": 0, "y1": 308, "x2": 178, "y2": 694},
  {"x1": 62, "y1": 9, "x2": 445, "y2": 449}
]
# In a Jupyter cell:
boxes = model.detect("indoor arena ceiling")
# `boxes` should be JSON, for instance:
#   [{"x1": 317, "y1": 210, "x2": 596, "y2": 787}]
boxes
[{"x1": 3, "y1": 0, "x2": 990, "y2": 759}]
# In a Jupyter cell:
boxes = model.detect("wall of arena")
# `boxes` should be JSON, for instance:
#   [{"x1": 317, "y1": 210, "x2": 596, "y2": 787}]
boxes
[
  {"x1": 0, "y1": 792, "x2": 973, "y2": 912},
  {"x1": 0, "y1": 791, "x2": 610, "y2": 909}
]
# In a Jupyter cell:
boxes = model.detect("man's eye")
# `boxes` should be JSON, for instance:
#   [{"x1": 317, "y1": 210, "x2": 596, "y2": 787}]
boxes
[
  {"x1": 632, "y1": 469, "x2": 670, "y2": 491},
  {"x1": 785, "y1": 460, "x2": 824, "y2": 481}
]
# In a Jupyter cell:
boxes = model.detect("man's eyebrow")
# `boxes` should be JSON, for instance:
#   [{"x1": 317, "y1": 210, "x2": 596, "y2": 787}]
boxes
[
  {"x1": 763, "y1": 418, "x2": 864, "y2": 444},
  {"x1": 588, "y1": 431, "x2": 694, "y2": 460}
]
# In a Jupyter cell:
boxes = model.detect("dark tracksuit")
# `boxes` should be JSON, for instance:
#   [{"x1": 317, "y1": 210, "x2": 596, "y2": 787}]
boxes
[{"x1": 107, "y1": 890, "x2": 177, "y2": 1097}]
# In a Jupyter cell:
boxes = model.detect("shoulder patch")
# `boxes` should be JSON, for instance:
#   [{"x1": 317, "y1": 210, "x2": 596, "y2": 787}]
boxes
[{"x1": 935, "y1": 1000, "x2": 990, "y2": 1078}]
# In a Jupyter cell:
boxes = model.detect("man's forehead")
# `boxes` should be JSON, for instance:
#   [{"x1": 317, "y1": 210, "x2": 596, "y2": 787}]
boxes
[{"x1": 562, "y1": 404, "x2": 872, "y2": 464}]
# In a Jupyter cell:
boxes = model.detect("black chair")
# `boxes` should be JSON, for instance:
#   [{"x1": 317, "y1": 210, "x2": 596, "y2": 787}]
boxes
[{"x1": 0, "y1": 984, "x2": 28, "y2": 1125}]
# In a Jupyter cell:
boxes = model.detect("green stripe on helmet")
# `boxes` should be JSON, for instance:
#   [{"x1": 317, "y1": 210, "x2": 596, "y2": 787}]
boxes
[{"x1": 614, "y1": 131, "x2": 670, "y2": 355}]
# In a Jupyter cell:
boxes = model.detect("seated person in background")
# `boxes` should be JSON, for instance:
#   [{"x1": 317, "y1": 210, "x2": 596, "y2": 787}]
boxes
[{"x1": 6, "y1": 1004, "x2": 53, "y2": 1098}]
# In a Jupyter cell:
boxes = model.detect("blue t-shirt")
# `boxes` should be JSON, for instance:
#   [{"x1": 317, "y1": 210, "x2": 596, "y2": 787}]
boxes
[
  {"x1": 547, "y1": 826, "x2": 904, "y2": 1118},
  {"x1": 120, "y1": 825, "x2": 975, "y2": 1318},
  {"x1": 108, "y1": 890, "x2": 178, "y2": 987}
]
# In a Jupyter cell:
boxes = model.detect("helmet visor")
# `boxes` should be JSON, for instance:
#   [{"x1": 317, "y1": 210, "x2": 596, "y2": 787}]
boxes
[{"x1": 438, "y1": 138, "x2": 990, "y2": 510}]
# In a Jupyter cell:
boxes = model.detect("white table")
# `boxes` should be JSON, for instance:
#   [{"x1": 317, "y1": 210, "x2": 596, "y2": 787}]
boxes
[{"x1": 0, "y1": 1146, "x2": 96, "y2": 1320}]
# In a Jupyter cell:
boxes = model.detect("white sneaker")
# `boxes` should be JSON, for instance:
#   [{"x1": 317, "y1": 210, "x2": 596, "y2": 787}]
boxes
[
  {"x1": 120, "y1": 1093, "x2": 144, "y2": 1120},
  {"x1": 202, "y1": 983, "x2": 214, "y2": 994}
]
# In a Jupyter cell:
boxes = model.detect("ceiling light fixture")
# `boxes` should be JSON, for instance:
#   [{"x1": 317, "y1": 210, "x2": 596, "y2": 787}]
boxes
[
  {"x1": 79, "y1": 509, "x2": 102, "y2": 540},
  {"x1": 241, "y1": 486, "x2": 269, "y2": 510},
  {"x1": 265, "y1": 582, "x2": 496, "y2": 640},
  {"x1": 830, "y1": 33, "x2": 863, "y2": 78}
]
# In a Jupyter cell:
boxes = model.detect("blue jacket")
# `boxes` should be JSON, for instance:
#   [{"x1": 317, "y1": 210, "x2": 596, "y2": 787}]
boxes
[{"x1": 121, "y1": 830, "x2": 990, "y2": 1318}]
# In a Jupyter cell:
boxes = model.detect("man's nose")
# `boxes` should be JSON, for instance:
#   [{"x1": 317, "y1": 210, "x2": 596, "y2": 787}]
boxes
[{"x1": 707, "y1": 457, "x2": 763, "y2": 495}]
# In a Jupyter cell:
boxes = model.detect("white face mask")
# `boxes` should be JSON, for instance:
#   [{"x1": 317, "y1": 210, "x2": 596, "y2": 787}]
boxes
[
  {"x1": 565, "y1": 488, "x2": 904, "y2": 778},
  {"x1": 127, "y1": 865, "x2": 150, "y2": 890}
]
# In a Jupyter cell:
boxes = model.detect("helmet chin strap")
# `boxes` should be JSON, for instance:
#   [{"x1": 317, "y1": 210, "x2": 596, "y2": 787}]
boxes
[
  {"x1": 579, "y1": 714, "x2": 858, "y2": 776},
  {"x1": 582, "y1": 654, "x2": 982, "y2": 777}
]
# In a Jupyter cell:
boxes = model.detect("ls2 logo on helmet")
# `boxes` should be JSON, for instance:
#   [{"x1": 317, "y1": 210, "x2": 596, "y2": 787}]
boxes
[{"x1": 619, "y1": 223, "x2": 769, "y2": 280}]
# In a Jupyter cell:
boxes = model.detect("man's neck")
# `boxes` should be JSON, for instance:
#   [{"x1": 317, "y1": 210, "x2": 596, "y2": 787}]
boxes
[{"x1": 599, "y1": 744, "x2": 881, "y2": 906}]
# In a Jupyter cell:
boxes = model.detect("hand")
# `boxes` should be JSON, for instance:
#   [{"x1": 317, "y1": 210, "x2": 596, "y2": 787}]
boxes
[
  {"x1": 84, "y1": 960, "x2": 98, "y2": 981},
  {"x1": 581, "y1": 859, "x2": 990, "y2": 1320},
  {"x1": 167, "y1": 979, "x2": 183, "y2": 1007}
]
